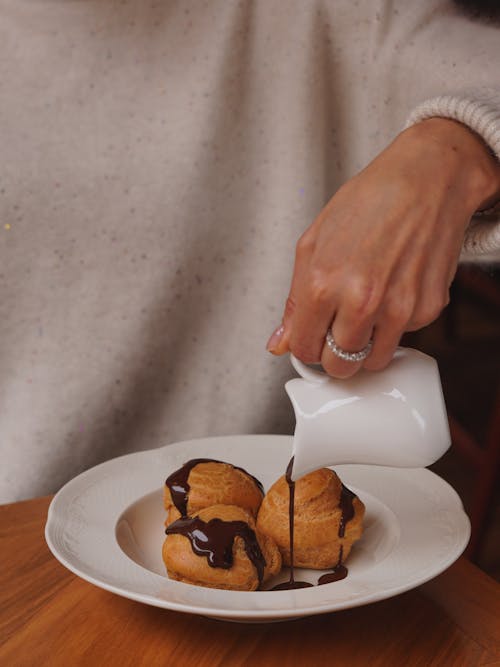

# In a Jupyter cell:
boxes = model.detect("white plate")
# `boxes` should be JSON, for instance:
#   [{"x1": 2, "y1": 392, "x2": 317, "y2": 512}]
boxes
[{"x1": 45, "y1": 434, "x2": 470, "y2": 622}]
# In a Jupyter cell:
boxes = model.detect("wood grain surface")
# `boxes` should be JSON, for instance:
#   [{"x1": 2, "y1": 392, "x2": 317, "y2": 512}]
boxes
[{"x1": 1, "y1": 496, "x2": 499, "y2": 667}]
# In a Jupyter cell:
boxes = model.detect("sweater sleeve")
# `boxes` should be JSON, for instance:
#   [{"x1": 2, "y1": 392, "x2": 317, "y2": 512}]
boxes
[{"x1": 405, "y1": 89, "x2": 500, "y2": 263}]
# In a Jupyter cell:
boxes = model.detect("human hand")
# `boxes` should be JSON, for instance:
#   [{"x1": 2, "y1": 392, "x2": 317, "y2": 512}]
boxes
[{"x1": 267, "y1": 118, "x2": 500, "y2": 378}]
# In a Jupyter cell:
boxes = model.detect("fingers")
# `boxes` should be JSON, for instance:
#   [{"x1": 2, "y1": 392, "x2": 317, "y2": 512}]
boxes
[
  {"x1": 273, "y1": 237, "x2": 416, "y2": 377},
  {"x1": 288, "y1": 273, "x2": 337, "y2": 364},
  {"x1": 360, "y1": 285, "x2": 413, "y2": 371},
  {"x1": 319, "y1": 288, "x2": 376, "y2": 378},
  {"x1": 291, "y1": 246, "x2": 426, "y2": 377},
  {"x1": 320, "y1": 290, "x2": 410, "y2": 377},
  {"x1": 287, "y1": 220, "x2": 343, "y2": 362},
  {"x1": 405, "y1": 223, "x2": 461, "y2": 333},
  {"x1": 267, "y1": 222, "x2": 326, "y2": 359},
  {"x1": 362, "y1": 219, "x2": 461, "y2": 370},
  {"x1": 362, "y1": 321, "x2": 404, "y2": 372}
]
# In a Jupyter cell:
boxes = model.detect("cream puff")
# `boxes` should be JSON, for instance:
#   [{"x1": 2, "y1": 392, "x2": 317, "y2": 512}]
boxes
[
  {"x1": 256, "y1": 468, "x2": 364, "y2": 569},
  {"x1": 164, "y1": 458, "x2": 264, "y2": 524},
  {"x1": 163, "y1": 504, "x2": 282, "y2": 591}
]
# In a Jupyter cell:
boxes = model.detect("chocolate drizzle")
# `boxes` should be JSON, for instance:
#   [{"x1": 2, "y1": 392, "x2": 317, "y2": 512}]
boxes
[
  {"x1": 271, "y1": 457, "x2": 313, "y2": 591},
  {"x1": 316, "y1": 483, "x2": 356, "y2": 585},
  {"x1": 165, "y1": 515, "x2": 266, "y2": 585},
  {"x1": 165, "y1": 458, "x2": 264, "y2": 518},
  {"x1": 338, "y1": 484, "x2": 356, "y2": 538}
]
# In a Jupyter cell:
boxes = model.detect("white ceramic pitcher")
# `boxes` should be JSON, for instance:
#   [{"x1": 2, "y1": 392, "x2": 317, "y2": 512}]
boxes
[{"x1": 287, "y1": 347, "x2": 451, "y2": 480}]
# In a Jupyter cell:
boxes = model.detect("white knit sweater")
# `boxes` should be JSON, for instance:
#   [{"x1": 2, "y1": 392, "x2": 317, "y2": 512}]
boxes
[
  {"x1": 407, "y1": 89, "x2": 500, "y2": 259},
  {"x1": 0, "y1": 0, "x2": 499, "y2": 501}
]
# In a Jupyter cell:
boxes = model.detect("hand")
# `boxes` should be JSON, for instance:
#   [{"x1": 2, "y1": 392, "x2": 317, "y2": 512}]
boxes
[{"x1": 267, "y1": 118, "x2": 500, "y2": 378}]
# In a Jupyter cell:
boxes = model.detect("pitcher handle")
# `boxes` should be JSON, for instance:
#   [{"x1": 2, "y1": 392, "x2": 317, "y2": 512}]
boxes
[{"x1": 290, "y1": 354, "x2": 330, "y2": 384}]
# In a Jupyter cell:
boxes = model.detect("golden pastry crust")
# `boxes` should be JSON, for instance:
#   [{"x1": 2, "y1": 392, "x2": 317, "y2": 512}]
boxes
[
  {"x1": 256, "y1": 468, "x2": 364, "y2": 569},
  {"x1": 164, "y1": 461, "x2": 264, "y2": 524},
  {"x1": 162, "y1": 504, "x2": 282, "y2": 591}
]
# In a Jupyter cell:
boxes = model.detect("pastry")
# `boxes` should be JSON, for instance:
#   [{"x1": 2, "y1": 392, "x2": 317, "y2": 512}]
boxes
[
  {"x1": 256, "y1": 467, "x2": 364, "y2": 569},
  {"x1": 164, "y1": 458, "x2": 264, "y2": 523},
  {"x1": 162, "y1": 504, "x2": 282, "y2": 591}
]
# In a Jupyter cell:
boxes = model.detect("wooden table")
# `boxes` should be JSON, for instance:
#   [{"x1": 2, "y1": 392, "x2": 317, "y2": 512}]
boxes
[{"x1": 1, "y1": 496, "x2": 499, "y2": 666}]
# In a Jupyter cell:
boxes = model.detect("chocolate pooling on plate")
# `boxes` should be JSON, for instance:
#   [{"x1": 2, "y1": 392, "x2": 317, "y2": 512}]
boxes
[
  {"x1": 165, "y1": 458, "x2": 264, "y2": 518},
  {"x1": 317, "y1": 546, "x2": 348, "y2": 585},
  {"x1": 165, "y1": 516, "x2": 266, "y2": 585}
]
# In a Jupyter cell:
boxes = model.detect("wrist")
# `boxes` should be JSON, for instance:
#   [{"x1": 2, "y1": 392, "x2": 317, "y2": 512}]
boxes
[{"x1": 403, "y1": 118, "x2": 500, "y2": 213}]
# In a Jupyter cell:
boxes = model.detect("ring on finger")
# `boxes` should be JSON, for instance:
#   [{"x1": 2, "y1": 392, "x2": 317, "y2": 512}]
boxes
[{"x1": 325, "y1": 330, "x2": 372, "y2": 363}]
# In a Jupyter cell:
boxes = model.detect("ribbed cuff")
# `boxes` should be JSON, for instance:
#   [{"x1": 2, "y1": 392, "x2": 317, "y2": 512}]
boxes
[
  {"x1": 405, "y1": 89, "x2": 500, "y2": 261},
  {"x1": 405, "y1": 89, "x2": 500, "y2": 160}
]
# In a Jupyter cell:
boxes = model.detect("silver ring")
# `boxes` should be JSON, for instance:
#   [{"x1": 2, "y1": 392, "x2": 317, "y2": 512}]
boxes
[{"x1": 325, "y1": 330, "x2": 372, "y2": 362}]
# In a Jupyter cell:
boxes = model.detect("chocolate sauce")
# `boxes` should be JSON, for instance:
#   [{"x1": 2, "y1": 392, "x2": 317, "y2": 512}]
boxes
[
  {"x1": 317, "y1": 546, "x2": 348, "y2": 585},
  {"x1": 165, "y1": 515, "x2": 267, "y2": 585},
  {"x1": 338, "y1": 484, "x2": 356, "y2": 538},
  {"x1": 271, "y1": 579, "x2": 313, "y2": 591},
  {"x1": 271, "y1": 457, "x2": 313, "y2": 591},
  {"x1": 317, "y1": 565, "x2": 348, "y2": 585},
  {"x1": 165, "y1": 458, "x2": 264, "y2": 518},
  {"x1": 317, "y1": 483, "x2": 355, "y2": 585}
]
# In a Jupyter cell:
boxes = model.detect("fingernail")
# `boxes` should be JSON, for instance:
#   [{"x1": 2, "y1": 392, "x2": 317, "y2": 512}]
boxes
[{"x1": 266, "y1": 324, "x2": 285, "y2": 353}]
